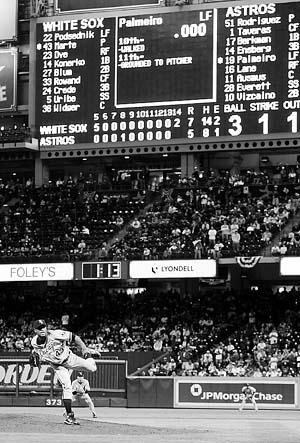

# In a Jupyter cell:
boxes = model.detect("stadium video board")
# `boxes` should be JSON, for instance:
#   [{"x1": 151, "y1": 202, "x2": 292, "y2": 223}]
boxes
[
  {"x1": 0, "y1": 49, "x2": 17, "y2": 112},
  {"x1": 0, "y1": 0, "x2": 18, "y2": 41},
  {"x1": 34, "y1": 1, "x2": 300, "y2": 148}
]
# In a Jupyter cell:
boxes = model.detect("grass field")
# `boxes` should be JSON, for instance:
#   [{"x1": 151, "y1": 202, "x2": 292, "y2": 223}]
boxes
[{"x1": 0, "y1": 407, "x2": 299, "y2": 442}]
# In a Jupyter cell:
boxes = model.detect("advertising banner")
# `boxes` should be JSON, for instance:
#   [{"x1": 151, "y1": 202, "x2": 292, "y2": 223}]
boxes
[
  {"x1": 175, "y1": 379, "x2": 296, "y2": 408},
  {"x1": 0, "y1": 359, "x2": 126, "y2": 396},
  {"x1": 0, "y1": 49, "x2": 17, "y2": 112},
  {"x1": 280, "y1": 257, "x2": 300, "y2": 276},
  {"x1": 129, "y1": 260, "x2": 216, "y2": 279},
  {"x1": 0, "y1": 263, "x2": 74, "y2": 282},
  {"x1": 0, "y1": 361, "x2": 56, "y2": 389},
  {"x1": 0, "y1": 0, "x2": 17, "y2": 41}
]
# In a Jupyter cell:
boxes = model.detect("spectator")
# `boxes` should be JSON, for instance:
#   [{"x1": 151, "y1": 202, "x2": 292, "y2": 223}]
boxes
[
  {"x1": 208, "y1": 226, "x2": 217, "y2": 247},
  {"x1": 231, "y1": 231, "x2": 241, "y2": 253}
]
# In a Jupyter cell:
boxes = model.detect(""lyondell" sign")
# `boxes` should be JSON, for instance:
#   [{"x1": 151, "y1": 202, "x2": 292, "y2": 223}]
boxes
[{"x1": 129, "y1": 260, "x2": 216, "y2": 279}]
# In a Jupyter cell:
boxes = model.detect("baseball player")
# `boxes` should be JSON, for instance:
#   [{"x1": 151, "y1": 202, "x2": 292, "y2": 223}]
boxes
[
  {"x1": 72, "y1": 372, "x2": 97, "y2": 418},
  {"x1": 239, "y1": 383, "x2": 258, "y2": 411},
  {"x1": 30, "y1": 319, "x2": 100, "y2": 425}
]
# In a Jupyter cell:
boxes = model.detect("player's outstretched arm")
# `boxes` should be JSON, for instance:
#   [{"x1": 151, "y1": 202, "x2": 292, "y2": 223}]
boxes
[
  {"x1": 72, "y1": 334, "x2": 101, "y2": 358},
  {"x1": 73, "y1": 334, "x2": 94, "y2": 358}
]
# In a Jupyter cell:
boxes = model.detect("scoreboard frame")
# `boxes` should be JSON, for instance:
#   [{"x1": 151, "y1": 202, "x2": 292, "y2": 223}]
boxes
[{"x1": 30, "y1": 0, "x2": 300, "y2": 153}]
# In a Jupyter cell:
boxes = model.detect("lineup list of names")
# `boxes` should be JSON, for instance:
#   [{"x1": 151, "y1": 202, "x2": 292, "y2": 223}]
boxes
[
  {"x1": 215, "y1": 3, "x2": 300, "y2": 137},
  {"x1": 35, "y1": 2, "x2": 300, "y2": 147}
]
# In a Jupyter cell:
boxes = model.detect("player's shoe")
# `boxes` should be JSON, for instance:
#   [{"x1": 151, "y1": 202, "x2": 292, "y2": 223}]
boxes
[
  {"x1": 92, "y1": 412, "x2": 97, "y2": 418},
  {"x1": 64, "y1": 412, "x2": 80, "y2": 425},
  {"x1": 72, "y1": 416, "x2": 80, "y2": 425},
  {"x1": 64, "y1": 415, "x2": 73, "y2": 425}
]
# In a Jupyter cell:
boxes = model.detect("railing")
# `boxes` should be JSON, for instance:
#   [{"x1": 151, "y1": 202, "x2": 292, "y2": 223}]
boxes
[{"x1": 130, "y1": 351, "x2": 170, "y2": 376}]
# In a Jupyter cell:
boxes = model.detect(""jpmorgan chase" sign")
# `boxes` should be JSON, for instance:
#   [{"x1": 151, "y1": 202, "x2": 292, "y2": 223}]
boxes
[{"x1": 175, "y1": 380, "x2": 296, "y2": 408}]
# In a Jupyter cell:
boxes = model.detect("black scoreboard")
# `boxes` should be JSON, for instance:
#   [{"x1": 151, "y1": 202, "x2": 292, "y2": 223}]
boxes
[
  {"x1": 34, "y1": 1, "x2": 300, "y2": 148},
  {"x1": 82, "y1": 262, "x2": 121, "y2": 279}
]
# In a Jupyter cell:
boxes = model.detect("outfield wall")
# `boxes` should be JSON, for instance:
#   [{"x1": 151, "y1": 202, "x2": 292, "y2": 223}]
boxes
[
  {"x1": 127, "y1": 377, "x2": 299, "y2": 409},
  {"x1": 1, "y1": 360, "x2": 299, "y2": 410}
]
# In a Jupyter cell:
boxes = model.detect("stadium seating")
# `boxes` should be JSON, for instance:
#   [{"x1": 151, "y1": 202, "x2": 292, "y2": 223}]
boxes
[
  {"x1": 109, "y1": 171, "x2": 300, "y2": 260},
  {"x1": 1, "y1": 286, "x2": 300, "y2": 377},
  {"x1": 3, "y1": 0, "x2": 300, "y2": 395},
  {"x1": 0, "y1": 171, "x2": 298, "y2": 261},
  {"x1": 0, "y1": 118, "x2": 31, "y2": 144},
  {"x1": 0, "y1": 179, "x2": 146, "y2": 262}
]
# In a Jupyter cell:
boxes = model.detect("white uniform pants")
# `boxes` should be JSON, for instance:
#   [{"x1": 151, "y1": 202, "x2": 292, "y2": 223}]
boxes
[
  {"x1": 239, "y1": 396, "x2": 258, "y2": 411},
  {"x1": 53, "y1": 351, "x2": 97, "y2": 400},
  {"x1": 72, "y1": 393, "x2": 96, "y2": 415}
]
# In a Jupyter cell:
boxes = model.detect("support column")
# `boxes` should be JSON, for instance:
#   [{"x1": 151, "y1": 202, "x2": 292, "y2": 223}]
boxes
[
  {"x1": 181, "y1": 153, "x2": 197, "y2": 178},
  {"x1": 35, "y1": 155, "x2": 49, "y2": 187}
]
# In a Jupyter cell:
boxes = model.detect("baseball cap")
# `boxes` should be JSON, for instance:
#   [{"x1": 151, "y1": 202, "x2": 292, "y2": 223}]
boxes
[
  {"x1": 33, "y1": 319, "x2": 46, "y2": 330},
  {"x1": 77, "y1": 372, "x2": 83, "y2": 377}
]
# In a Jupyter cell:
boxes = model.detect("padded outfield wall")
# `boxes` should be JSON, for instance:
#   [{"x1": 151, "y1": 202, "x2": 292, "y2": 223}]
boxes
[
  {"x1": 127, "y1": 377, "x2": 299, "y2": 409},
  {"x1": 0, "y1": 359, "x2": 299, "y2": 409}
]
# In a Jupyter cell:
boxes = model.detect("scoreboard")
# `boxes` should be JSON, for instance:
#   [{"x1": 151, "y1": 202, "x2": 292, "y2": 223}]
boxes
[
  {"x1": 82, "y1": 262, "x2": 121, "y2": 279},
  {"x1": 34, "y1": 1, "x2": 300, "y2": 148}
]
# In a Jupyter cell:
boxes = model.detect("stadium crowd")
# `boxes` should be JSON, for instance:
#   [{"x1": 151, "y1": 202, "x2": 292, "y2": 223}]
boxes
[
  {"x1": 0, "y1": 167, "x2": 297, "y2": 261},
  {"x1": 0, "y1": 167, "x2": 300, "y2": 378},
  {"x1": 271, "y1": 218, "x2": 300, "y2": 256},
  {"x1": 110, "y1": 169, "x2": 300, "y2": 260},
  {"x1": 0, "y1": 119, "x2": 30, "y2": 144},
  {"x1": 1, "y1": 285, "x2": 300, "y2": 377},
  {"x1": 0, "y1": 177, "x2": 145, "y2": 262}
]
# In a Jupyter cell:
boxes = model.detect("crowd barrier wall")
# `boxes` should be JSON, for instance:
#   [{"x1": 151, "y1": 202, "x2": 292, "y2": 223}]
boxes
[
  {"x1": 127, "y1": 377, "x2": 300, "y2": 409},
  {"x1": 1, "y1": 363, "x2": 300, "y2": 410},
  {"x1": 0, "y1": 359, "x2": 127, "y2": 398}
]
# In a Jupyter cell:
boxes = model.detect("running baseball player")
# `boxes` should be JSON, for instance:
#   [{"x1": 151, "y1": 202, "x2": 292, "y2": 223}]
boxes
[
  {"x1": 239, "y1": 383, "x2": 258, "y2": 411},
  {"x1": 72, "y1": 372, "x2": 97, "y2": 418},
  {"x1": 30, "y1": 319, "x2": 100, "y2": 425}
]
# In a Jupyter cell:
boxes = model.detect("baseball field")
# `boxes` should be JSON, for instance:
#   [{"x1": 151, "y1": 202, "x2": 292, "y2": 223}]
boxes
[{"x1": 0, "y1": 407, "x2": 299, "y2": 442}]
